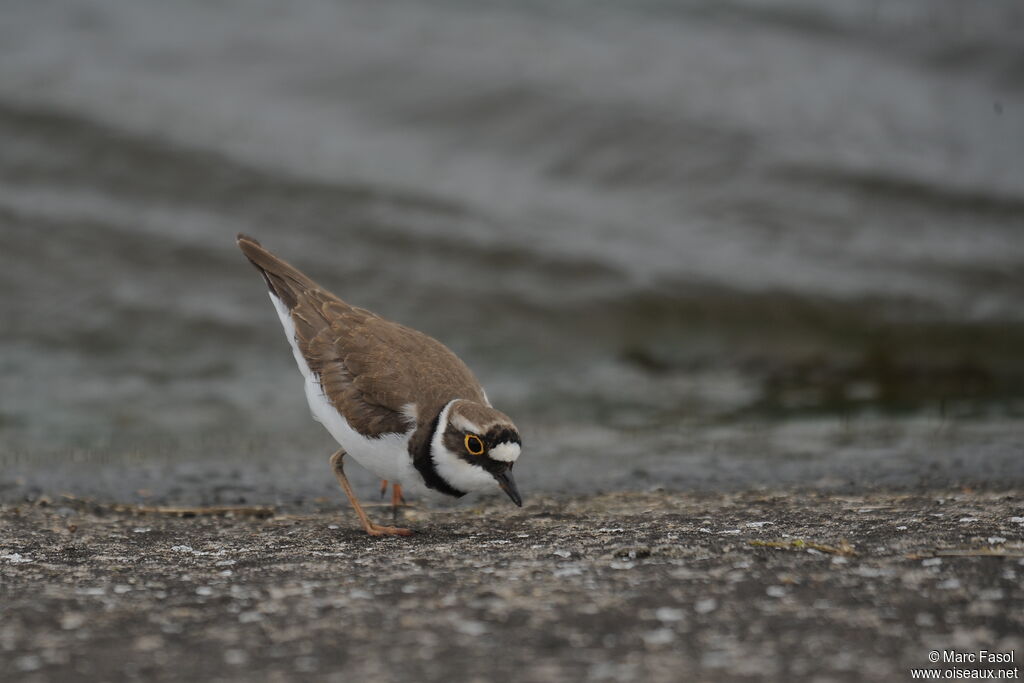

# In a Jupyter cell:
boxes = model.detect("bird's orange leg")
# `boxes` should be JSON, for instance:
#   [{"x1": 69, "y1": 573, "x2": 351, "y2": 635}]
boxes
[
  {"x1": 391, "y1": 483, "x2": 405, "y2": 522},
  {"x1": 330, "y1": 451, "x2": 412, "y2": 537}
]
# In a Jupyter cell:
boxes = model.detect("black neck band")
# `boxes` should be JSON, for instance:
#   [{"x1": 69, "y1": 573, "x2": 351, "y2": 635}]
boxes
[{"x1": 413, "y1": 409, "x2": 466, "y2": 499}]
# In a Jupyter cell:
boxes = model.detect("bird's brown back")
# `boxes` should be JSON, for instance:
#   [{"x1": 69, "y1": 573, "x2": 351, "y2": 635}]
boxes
[{"x1": 237, "y1": 234, "x2": 487, "y2": 437}]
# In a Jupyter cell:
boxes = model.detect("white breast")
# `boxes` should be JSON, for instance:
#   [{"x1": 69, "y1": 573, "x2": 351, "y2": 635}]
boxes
[{"x1": 268, "y1": 293, "x2": 412, "y2": 483}]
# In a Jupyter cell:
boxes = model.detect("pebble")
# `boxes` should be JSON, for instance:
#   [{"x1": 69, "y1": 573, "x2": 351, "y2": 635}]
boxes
[
  {"x1": 15, "y1": 655, "x2": 42, "y2": 672},
  {"x1": 60, "y1": 613, "x2": 86, "y2": 630},
  {"x1": 694, "y1": 598, "x2": 717, "y2": 614},
  {"x1": 134, "y1": 635, "x2": 163, "y2": 652},
  {"x1": 642, "y1": 628, "x2": 675, "y2": 646},
  {"x1": 454, "y1": 620, "x2": 488, "y2": 636},
  {"x1": 2, "y1": 553, "x2": 32, "y2": 564},
  {"x1": 655, "y1": 607, "x2": 685, "y2": 622}
]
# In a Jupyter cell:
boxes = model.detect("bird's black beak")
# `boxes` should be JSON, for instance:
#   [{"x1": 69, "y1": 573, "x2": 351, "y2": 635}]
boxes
[{"x1": 494, "y1": 470, "x2": 523, "y2": 507}]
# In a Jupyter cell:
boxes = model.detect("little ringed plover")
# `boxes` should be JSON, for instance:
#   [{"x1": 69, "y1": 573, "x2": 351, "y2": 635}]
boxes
[{"x1": 237, "y1": 234, "x2": 523, "y2": 536}]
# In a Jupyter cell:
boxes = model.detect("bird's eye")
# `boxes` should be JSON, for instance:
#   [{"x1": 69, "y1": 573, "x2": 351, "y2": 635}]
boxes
[{"x1": 464, "y1": 434, "x2": 485, "y2": 456}]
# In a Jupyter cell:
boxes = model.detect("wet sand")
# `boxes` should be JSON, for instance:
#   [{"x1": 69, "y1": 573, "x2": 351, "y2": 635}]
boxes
[{"x1": 2, "y1": 489, "x2": 1022, "y2": 682}]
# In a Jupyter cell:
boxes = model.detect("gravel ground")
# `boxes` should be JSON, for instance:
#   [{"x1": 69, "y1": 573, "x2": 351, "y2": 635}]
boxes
[{"x1": 2, "y1": 489, "x2": 1023, "y2": 682}]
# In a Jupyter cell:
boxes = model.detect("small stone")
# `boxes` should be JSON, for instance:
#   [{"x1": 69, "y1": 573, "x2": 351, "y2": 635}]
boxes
[
  {"x1": 15, "y1": 655, "x2": 41, "y2": 672},
  {"x1": 454, "y1": 620, "x2": 487, "y2": 636},
  {"x1": 896, "y1": 526, "x2": 908, "y2": 531},
  {"x1": 60, "y1": 613, "x2": 86, "y2": 630},
  {"x1": 642, "y1": 628, "x2": 674, "y2": 646},
  {"x1": 1009, "y1": 517, "x2": 1024, "y2": 524},
  {"x1": 294, "y1": 656, "x2": 318, "y2": 672},
  {"x1": 958, "y1": 517, "x2": 979, "y2": 523},
  {"x1": 224, "y1": 649, "x2": 249, "y2": 666},
  {"x1": 2, "y1": 553, "x2": 32, "y2": 564},
  {"x1": 694, "y1": 598, "x2": 717, "y2": 614},
  {"x1": 655, "y1": 607, "x2": 685, "y2": 622},
  {"x1": 766, "y1": 586, "x2": 786, "y2": 598},
  {"x1": 553, "y1": 566, "x2": 583, "y2": 578},
  {"x1": 922, "y1": 558, "x2": 942, "y2": 567},
  {"x1": 134, "y1": 635, "x2": 163, "y2": 652},
  {"x1": 552, "y1": 549, "x2": 571, "y2": 558},
  {"x1": 196, "y1": 586, "x2": 213, "y2": 596},
  {"x1": 745, "y1": 521, "x2": 770, "y2": 528},
  {"x1": 987, "y1": 537, "x2": 1007, "y2": 545},
  {"x1": 938, "y1": 578, "x2": 961, "y2": 590}
]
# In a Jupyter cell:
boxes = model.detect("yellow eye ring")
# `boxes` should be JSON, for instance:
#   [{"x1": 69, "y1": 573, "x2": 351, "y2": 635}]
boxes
[{"x1": 464, "y1": 434, "x2": 485, "y2": 456}]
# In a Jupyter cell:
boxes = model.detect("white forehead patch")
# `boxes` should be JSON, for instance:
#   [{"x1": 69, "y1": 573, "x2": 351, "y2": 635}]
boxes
[
  {"x1": 489, "y1": 442, "x2": 520, "y2": 463},
  {"x1": 450, "y1": 412, "x2": 481, "y2": 434}
]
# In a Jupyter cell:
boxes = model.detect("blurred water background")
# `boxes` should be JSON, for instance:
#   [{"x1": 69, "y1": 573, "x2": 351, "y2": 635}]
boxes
[{"x1": 2, "y1": 0, "x2": 1023, "y2": 505}]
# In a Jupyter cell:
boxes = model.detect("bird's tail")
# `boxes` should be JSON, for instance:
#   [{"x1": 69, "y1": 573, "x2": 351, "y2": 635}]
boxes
[{"x1": 236, "y1": 233, "x2": 318, "y2": 310}]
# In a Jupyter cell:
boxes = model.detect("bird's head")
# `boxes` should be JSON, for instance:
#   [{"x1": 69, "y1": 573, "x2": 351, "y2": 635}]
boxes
[{"x1": 431, "y1": 399, "x2": 523, "y2": 506}]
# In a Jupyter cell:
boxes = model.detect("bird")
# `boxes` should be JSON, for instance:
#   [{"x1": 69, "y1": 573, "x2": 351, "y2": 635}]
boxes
[{"x1": 237, "y1": 234, "x2": 523, "y2": 536}]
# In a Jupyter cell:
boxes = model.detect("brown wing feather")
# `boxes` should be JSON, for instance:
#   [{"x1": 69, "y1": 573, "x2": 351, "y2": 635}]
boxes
[{"x1": 237, "y1": 234, "x2": 485, "y2": 438}]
